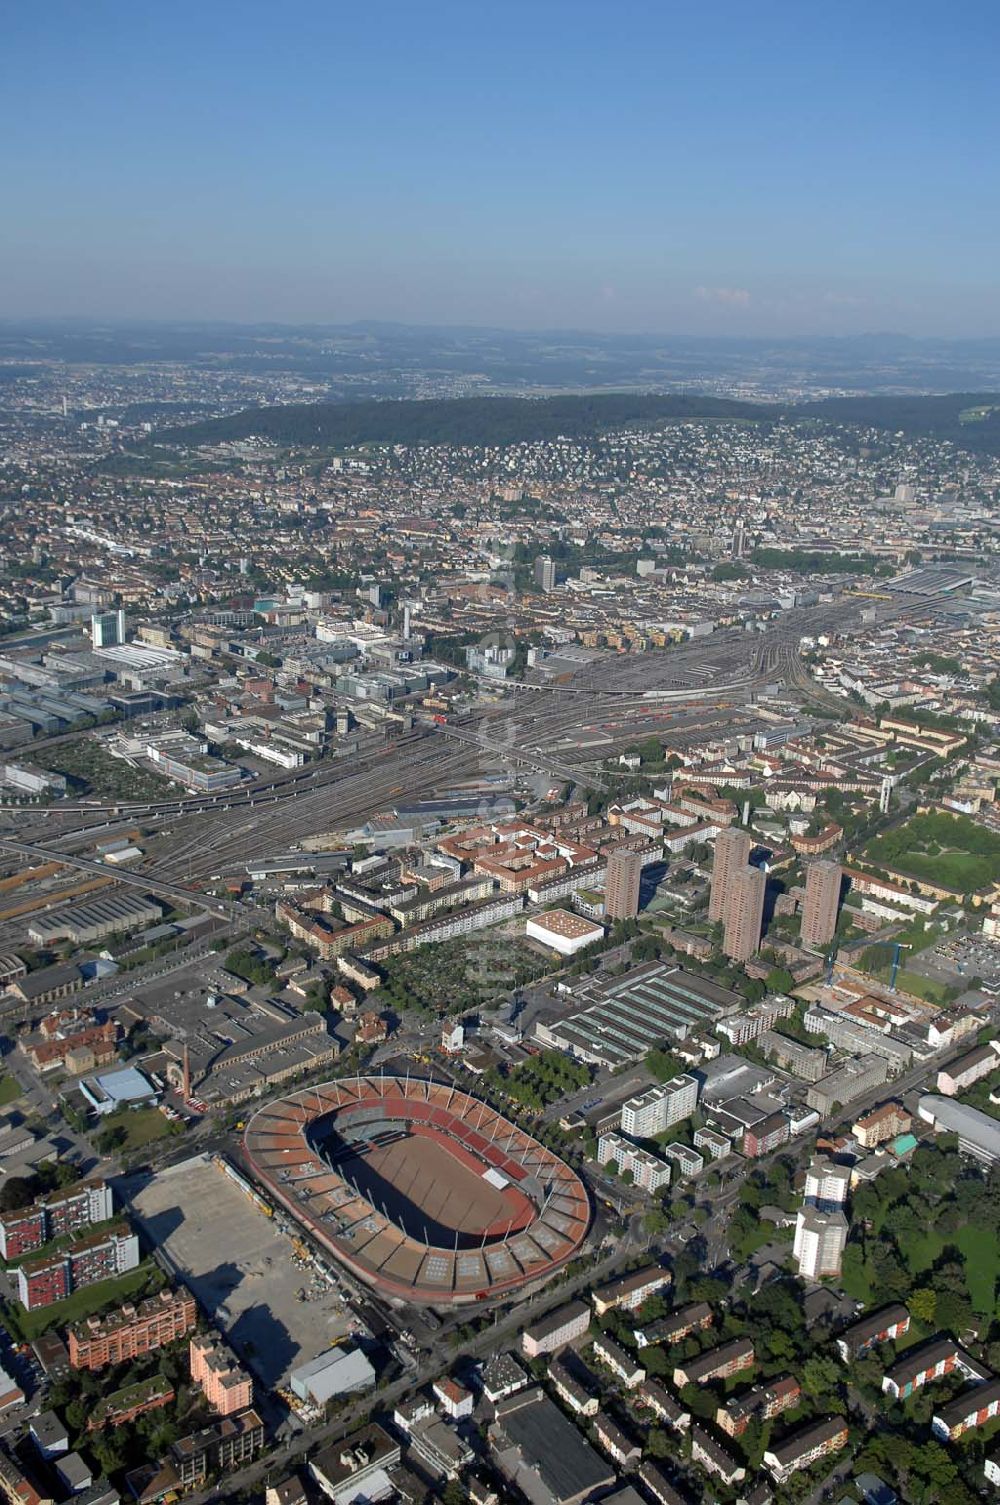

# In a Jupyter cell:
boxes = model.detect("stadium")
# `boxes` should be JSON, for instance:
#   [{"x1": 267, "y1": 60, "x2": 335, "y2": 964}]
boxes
[{"x1": 243, "y1": 1074, "x2": 590, "y2": 1304}]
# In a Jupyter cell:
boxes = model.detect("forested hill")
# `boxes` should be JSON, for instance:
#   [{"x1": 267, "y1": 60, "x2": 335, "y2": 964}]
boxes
[
  {"x1": 796, "y1": 392, "x2": 1000, "y2": 454},
  {"x1": 151, "y1": 388, "x2": 1000, "y2": 454},
  {"x1": 152, "y1": 392, "x2": 776, "y2": 449}
]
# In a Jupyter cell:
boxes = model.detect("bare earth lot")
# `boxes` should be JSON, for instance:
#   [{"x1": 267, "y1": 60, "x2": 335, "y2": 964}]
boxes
[{"x1": 128, "y1": 1154, "x2": 355, "y2": 1387}]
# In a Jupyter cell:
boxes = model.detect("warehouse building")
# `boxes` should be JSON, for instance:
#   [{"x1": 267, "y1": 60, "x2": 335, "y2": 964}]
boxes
[
  {"x1": 490, "y1": 1386, "x2": 616, "y2": 1505},
  {"x1": 534, "y1": 962, "x2": 742, "y2": 1069},
  {"x1": 28, "y1": 893, "x2": 163, "y2": 946},
  {"x1": 290, "y1": 1347, "x2": 375, "y2": 1406},
  {"x1": 525, "y1": 910, "x2": 605, "y2": 957},
  {"x1": 918, "y1": 1095, "x2": 1000, "y2": 1165}
]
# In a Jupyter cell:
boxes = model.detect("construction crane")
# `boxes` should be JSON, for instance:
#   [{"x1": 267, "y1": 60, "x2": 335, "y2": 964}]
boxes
[{"x1": 888, "y1": 941, "x2": 911, "y2": 993}]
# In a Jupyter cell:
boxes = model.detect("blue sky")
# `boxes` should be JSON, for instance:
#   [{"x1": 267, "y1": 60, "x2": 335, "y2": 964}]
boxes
[{"x1": 2, "y1": 0, "x2": 998, "y2": 334}]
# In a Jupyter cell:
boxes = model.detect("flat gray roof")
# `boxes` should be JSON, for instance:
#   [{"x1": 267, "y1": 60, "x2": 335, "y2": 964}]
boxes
[{"x1": 494, "y1": 1388, "x2": 615, "y2": 1503}]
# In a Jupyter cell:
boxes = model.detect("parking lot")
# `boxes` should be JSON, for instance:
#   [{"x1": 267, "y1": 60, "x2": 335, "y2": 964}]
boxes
[
  {"x1": 910, "y1": 931, "x2": 1000, "y2": 990},
  {"x1": 128, "y1": 1154, "x2": 356, "y2": 1388}
]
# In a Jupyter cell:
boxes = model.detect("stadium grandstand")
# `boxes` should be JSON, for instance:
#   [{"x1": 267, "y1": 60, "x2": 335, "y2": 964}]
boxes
[{"x1": 243, "y1": 1074, "x2": 590, "y2": 1304}]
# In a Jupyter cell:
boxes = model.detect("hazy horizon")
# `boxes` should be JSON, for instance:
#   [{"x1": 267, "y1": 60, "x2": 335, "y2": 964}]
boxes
[{"x1": 3, "y1": 0, "x2": 998, "y2": 337}]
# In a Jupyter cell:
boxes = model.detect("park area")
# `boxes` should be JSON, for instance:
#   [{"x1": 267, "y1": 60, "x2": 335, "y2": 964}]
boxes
[
  {"x1": 0, "y1": 1077, "x2": 22, "y2": 1108},
  {"x1": 838, "y1": 1138, "x2": 1000, "y2": 1323},
  {"x1": 861, "y1": 811, "x2": 1000, "y2": 896},
  {"x1": 378, "y1": 930, "x2": 553, "y2": 1015},
  {"x1": 94, "y1": 1107, "x2": 174, "y2": 1155}
]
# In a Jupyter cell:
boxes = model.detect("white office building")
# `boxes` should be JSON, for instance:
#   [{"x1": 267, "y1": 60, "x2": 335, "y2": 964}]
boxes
[
  {"x1": 620, "y1": 1075, "x2": 699, "y2": 1138},
  {"x1": 793, "y1": 1208, "x2": 848, "y2": 1280},
  {"x1": 91, "y1": 609, "x2": 125, "y2": 649},
  {"x1": 598, "y1": 1132, "x2": 671, "y2": 1193},
  {"x1": 802, "y1": 1157, "x2": 851, "y2": 1213}
]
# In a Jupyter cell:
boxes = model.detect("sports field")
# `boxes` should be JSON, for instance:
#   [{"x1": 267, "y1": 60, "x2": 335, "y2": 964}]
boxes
[{"x1": 345, "y1": 1129, "x2": 535, "y2": 1245}]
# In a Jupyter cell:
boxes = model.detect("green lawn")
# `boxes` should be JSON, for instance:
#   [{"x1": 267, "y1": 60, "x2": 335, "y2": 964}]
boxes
[
  {"x1": 0, "y1": 1077, "x2": 22, "y2": 1108},
  {"x1": 5, "y1": 1261, "x2": 157, "y2": 1342},
  {"x1": 902, "y1": 1228, "x2": 944, "y2": 1277},
  {"x1": 844, "y1": 1224, "x2": 1000, "y2": 1318},
  {"x1": 956, "y1": 1224, "x2": 1000, "y2": 1315},
  {"x1": 893, "y1": 970, "x2": 960, "y2": 1005},
  {"x1": 100, "y1": 1107, "x2": 173, "y2": 1151}
]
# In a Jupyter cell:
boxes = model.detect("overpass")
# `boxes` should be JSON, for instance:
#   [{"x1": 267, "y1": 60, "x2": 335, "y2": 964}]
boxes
[
  {"x1": 0, "y1": 835, "x2": 251, "y2": 921},
  {"x1": 432, "y1": 722, "x2": 608, "y2": 792}
]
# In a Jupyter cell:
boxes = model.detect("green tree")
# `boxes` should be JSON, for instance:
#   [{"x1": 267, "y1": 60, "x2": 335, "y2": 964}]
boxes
[
  {"x1": 909, "y1": 1287, "x2": 936, "y2": 1324},
  {"x1": 0, "y1": 1177, "x2": 34, "y2": 1211}
]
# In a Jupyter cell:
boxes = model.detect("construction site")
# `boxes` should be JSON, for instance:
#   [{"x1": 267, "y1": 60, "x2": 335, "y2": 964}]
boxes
[{"x1": 127, "y1": 1152, "x2": 356, "y2": 1389}]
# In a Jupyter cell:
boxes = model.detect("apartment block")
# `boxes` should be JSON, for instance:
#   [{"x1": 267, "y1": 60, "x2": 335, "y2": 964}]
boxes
[
  {"x1": 0, "y1": 1179, "x2": 114, "y2": 1262},
  {"x1": 882, "y1": 1338, "x2": 990, "y2": 1401},
  {"x1": 17, "y1": 1255, "x2": 68, "y2": 1312},
  {"x1": 802, "y1": 1156, "x2": 851, "y2": 1211},
  {"x1": 190, "y1": 1332, "x2": 253, "y2": 1416},
  {"x1": 17, "y1": 1224, "x2": 139, "y2": 1312},
  {"x1": 636, "y1": 1379, "x2": 690, "y2": 1432},
  {"x1": 723, "y1": 864, "x2": 765, "y2": 963},
  {"x1": 69, "y1": 1288, "x2": 198, "y2": 1369},
  {"x1": 674, "y1": 1338, "x2": 754, "y2": 1389},
  {"x1": 548, "y1": 1358, "x2": 598, "y2": 1417},
  {"x1": 597, "y1": 1132, "x2": 671, "y2": 1192},
  {"x1": 638, "y1": 1460, "x2": 688, "y2": 1505},
  {"x1": 794, "y1": 1209, "x2": 848, "y2": 1280},
  {"x1": 716, "y1": 1374, "x2": 801, "y2": 1438},
  {"x1": 937, "y1": 1042, "x2": 1000, "y2": 1096},
  {"x1": 709, "y1": 827, "x2": 752, "y2": 923},
  {"x1": 167, "y1": 1409, "x2": 265, "y2": 1490},
  {"x1": 521, "y1": 1300, "x2": 590, "y2": 1358},
  {"x1": 604, "y1": 846, "x2": 642, "y2": 921},
  {"x1": 852, "y1": 1101, "x2": 912, "y2": 1148},
  {"x1": 693, "y1": 1125, "x2": 732, "y2": 1159},
  {"x1": 763, "y1": 1417, "x2": 849, "y2": 1482},
  {"x1": 801, "y1": 860, "x2": 842, "y2": 948},
  {"x1": 0, "y1": 1206, "x2": 45, "y2": 1264},
  {"x1": 742, "y1": 1111, "x2": 790, "y2": 1158},
  {"x1": 591, "y1": 1333, "x2": 645, "y2": 1388},
  {"x1": 642, "y1": 1302, "x2": 714, "y2": 1347},
  {"x1": 759, "y1": 1029, "x2": 829, "y2": 1082},
  {"x1": 593, "y1": 1410, "x2": 641, "y2": 1468},
  {"x1": 806, "y1": 1054, "x2": 889, "y2": 1116},
  {"x1": 620, "y1": 1074, "x2": 699, "y2": 1137},
  {"x1": 932, "y1": 1378, "x2": 1000, "y2": 1441},
  {"x1": 663, "y1": 1142, "x2": 705, "y2": 1178},
  {"x1": 716, "y1": 994, "x2": 794, "y2": 1047},
  {"x1": 834, "y1": 1303, "x2": 910, "y2": 1363},
  {"x1": 691, "y1": 1423, "x2": 746, "y2": 1485},
  {"x1": 591, "y1": 1264, "x2": 671, "y2": 1317}
]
